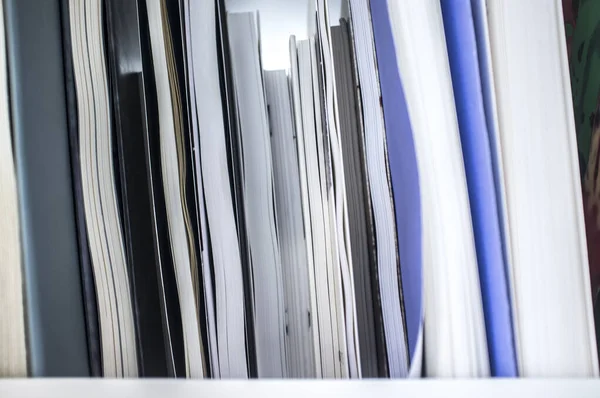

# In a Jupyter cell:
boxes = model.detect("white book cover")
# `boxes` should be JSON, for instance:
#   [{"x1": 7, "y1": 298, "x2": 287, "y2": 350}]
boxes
[
  {"x1": 289, "y1": 36, "x2": 322, "y2": 378},
  {"x1": 487, "y1": 0, "x2": 599, "y2": 377},
  {"x1": 70, "y1": 0, "x2": 138, "y2": 377},
  {"x1": 0, "y1": 0, "x2": 26, "y2": 377}
]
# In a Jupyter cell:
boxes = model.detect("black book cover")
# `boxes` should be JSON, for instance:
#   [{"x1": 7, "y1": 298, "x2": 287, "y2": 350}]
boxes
[
  {"x1": 104, "y1": 0, "x2": 178, "y2": 377},
  {"x1": 137, "y1": 0, "x2": 187, "y2": 377}
]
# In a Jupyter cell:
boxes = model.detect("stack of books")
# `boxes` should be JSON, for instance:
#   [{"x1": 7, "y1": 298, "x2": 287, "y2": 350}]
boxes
[{"x1": 0, "y1": 0, "x2": 598, "y2": 379}]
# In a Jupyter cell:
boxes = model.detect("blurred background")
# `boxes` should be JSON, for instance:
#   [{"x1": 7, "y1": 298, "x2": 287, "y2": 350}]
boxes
[{"x1": 226, "y1": 0, "x2": 342, "y2": 70}]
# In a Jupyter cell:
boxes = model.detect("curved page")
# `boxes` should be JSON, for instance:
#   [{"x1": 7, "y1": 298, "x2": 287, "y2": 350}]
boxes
[
  {"x1": 69, "y1": 0, "x2": 138, "y2": 377},
  {"x1": 386, "y1": 0, "x2": 489, "y2": 377},
  {"x1": 316, "y1": 0, "x2": 361, "y2": 378},
  {"x1": 289, "y1": 36, "x2": 322, "y2": 378},
  {"x1": 266, "y1": 70, "x2": 315, "y2": 378},
  {"x1": 297, "y1": 39, "x2": 337, "y2": 377},
  {"x1": 188, "y1": 0, "x2": 248, "y2": 378},
  {"x1": 348, "y1": 0, "x2": 408, "y2": 377},
  {"x1": 370, "y1": 0, "x2": 423, "y2": 376},
  {"x1": 227, "y1": 11, "x2": 286, "y2": 378}
]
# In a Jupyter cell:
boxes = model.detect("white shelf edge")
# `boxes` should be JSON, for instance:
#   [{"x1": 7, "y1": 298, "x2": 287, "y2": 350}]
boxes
[{"x1": 0, "y1": 379, "x2": 598, "y2": 397}]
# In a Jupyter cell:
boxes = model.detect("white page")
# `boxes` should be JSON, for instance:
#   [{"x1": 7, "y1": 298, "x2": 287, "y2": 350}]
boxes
[
  {"x1": 228, "y1": 11, "x2": 286, "y2": 378},
  {"x1": 289, "y1": 36, "x2": 322, "y2": 378},
  {"x1": 297, "y1": 39, "x2": 337, "y2": 377},
  {"x1": 265, "y1": 69, "x2": 315, "y2": 378},
  {"x1": 387, "y1": 0, "x2": 489, "y2": 377},
  {"x1": 309, "y1": 35, "x2": 344, "y2": 379},
  {"x1": 183, "y1": 0, "x2": 220, "y2": 377},
  {"x1": 315, "y1": 0, "x2": 361, "y2": 378},
  {"x1": 188, "y1": 0, "x2": 248, "y2": 378}
]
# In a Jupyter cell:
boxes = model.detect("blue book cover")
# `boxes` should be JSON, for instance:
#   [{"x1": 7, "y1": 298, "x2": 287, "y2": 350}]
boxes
[
  {"x1": 370, "y1": 0, "x2": 423, "y2": 371},
  {"x1": 440, "y1": 0, "x2": 517, "y2": 376}
]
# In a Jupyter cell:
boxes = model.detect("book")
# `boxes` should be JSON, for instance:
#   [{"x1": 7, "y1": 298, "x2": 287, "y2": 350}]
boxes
[
  {"x1": 69, "y1": 0, "x2": 139, "y2": 376},
  {"x1": 186, "y1": 0, "x2": 248, "y2": 378},
  {"x1": 5, "y1": 0, "x2": 600, "y2": 380},
  {"x1": 265, "y1": 69, "x2": 315, "y2": 378},
  {"x1": 105, "y1": 0, "x2": 179, "y2": 377},
  {"x1": 315, "y1": 0, "x2": 361, "y2": 378},
  {"x1": 295, "y1": 37, "x2": 341, "y2": 378},
  {"x1": 138, "y1": 0, "x2": 187, "y2": 376},
  {"x1": 487, "y1": 0, "x2": 598, "y2": 376},
  {"x1": 162, "y1": 0, "x2": 210, "y2": 375},
  {"x1": 370, "y1": 0, "x2": 423, "y2": 377},
  {"x1": 215, "y1": 0, "x2": 258, "y2": 377},
  {"x1": 386, "y1": 0, "x2": 490, "y2": 377},
  {"x1": 289, "y1": 35, "x2": 323, "y2": 378},
  {"x1": 227, "y1": 11, "x2": 286, "y2": 378},
  {"x1": 181, "y1": 0, "x2": 218, "y2": 377},
  {"x1": 311, "y1": 24, "x2": 348, "y2": 380},
  {"x1": 59, "y1": 0, "x2": 102, "y2": 376},
  {"x1": 440, "y1": 0, "x2": 518, "y2": 377}
]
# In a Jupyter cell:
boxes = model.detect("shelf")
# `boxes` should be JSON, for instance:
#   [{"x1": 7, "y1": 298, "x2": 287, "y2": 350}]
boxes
[{"x1": 0, "y1": 379, "x2": 598, "y2": 397}]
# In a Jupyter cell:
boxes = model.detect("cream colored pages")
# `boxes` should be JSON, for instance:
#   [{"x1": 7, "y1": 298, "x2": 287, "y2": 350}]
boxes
[
  {"x1": 227, "y1": 11, "x2": 286, "y2": 378},
  {"x1": 145, "y1": 0, "x2": 204, "y2": 378},
  {"x1": 188, "y1": 0, "x2": 248, "y2": 378},
  {"x1": 265, "y1": 69, "x2": 315, "y2": 377},
  {"x1": 348, "y1": 0, "x2": 407, "y2": 377},
  {"x1": 0, "y1": 0, "x2": 26, "y2": 377}
]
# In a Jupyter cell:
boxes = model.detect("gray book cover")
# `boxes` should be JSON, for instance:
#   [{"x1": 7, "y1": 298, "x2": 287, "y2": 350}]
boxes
[{"x1": 4, "y1": 0, "x2": 90, "y2": 376}]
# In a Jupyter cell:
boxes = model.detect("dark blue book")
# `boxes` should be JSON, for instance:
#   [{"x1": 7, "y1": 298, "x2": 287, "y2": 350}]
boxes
[
  {"x1": 440, "y1": 0, "x2": 517, "y2": 376},
  {"x1": 370, "y1": 0, "x2": 423, "y2": 372}
]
